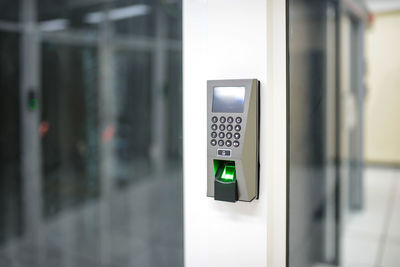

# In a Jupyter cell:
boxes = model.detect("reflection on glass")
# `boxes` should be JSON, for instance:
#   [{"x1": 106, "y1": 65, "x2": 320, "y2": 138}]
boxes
[
  {"x1": 288, "y1": 0, "x2": 340, "y2": 266},
  {"x1": 0, "y1": 0, "x2": 182, "y2": 266},
  {"x1": 287, "y1": 1, "x2": 384, "y2": 267}
]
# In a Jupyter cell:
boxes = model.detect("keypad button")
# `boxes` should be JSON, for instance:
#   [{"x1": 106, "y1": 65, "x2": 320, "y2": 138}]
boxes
[
  {"x1": 234, "y1": 133, "x2": 240, "y2": 139},
  {"x1": 219, "y1": 124, "x2": 225, "y2": 131},
  {"x1": 212, "y1": 116, "x2": 218, "y2": 123},
  {"x1": 220, "y1": 116, "x2": 226, "y2": 123},
  {"x1": 211, "y1": 139, "x2": 217, "y2": 146},
  {"x1": 233, "y1": 141, "x2": 240, "y2": 147},
  {"x1": 218, "y1": 140, "x2": 224, "y2": 146},
  {"x1": 235, "y1": 117, "x2": 242, "y2": 123},
  {"x1": 211, "y1": 124, "x2": 217, "y2": 131},
  {"x1": 227, "y1": 125, "x2": 233, "y2": 131},
  {"x1": 226, "y1": 140, "x2": 232, "y2": 147},
  {"x1": 234, "y1": 125, "x2": 241, "y2": 131},
  {"x1": 227, "y1": 116, "x2": 234, "y2": 123},
  {"x1": 211, "y1": 132, "x2": 217, "y2": 138},
  {"x1": 226, "y1": 132, "x2": 232, "y2": 139},
  {"x1": 218, "y1": 132, "x2": 225, "y2": 139}
]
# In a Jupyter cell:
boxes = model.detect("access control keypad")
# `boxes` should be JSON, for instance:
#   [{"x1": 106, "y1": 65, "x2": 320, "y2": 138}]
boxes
[{"x1": 210, "y1": 116, "x2": 242, "y2": 148}]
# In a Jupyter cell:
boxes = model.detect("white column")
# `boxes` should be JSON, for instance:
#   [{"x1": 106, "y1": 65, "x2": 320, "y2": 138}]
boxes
[{"x1": 183, "y1": 0, "x2": 286, "y2": 266}]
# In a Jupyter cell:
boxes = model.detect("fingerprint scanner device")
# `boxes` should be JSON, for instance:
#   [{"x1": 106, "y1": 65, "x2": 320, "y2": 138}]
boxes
[{"x1": 207, "y1": 79, "x2": 260, "y2": 202}]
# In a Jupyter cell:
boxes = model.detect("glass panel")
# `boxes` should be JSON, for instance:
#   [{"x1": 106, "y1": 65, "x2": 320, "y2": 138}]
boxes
[
  {"x1": 36, "y1": 0, "x2": 182, "y2": 39},
  {"x1": 287, "y1": 1, "x2": 392, "y2": 267},
  {"x1": 288, "y1": 0, "x2": 339, "y2": 266},
  {"x1": 41, "y1": 43, "x2": 100, "y2": 217},
  {"x1": 0, "y1": 2, "x2": 20, "y2": 21},
  {"x1": 0, "y1": 32, "x2": 22, "y2": 246},
  {"x1": 0, "y1": 0, "x2": 183, "y2": 266}
]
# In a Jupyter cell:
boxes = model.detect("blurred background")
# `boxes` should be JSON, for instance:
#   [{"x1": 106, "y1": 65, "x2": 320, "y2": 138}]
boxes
[
  {"x1": 0, "y1": 0, "x2": 183, "y2": 266},
  {"x1": 288, "y1": 0, "x2": 400, "y2": 267},
  {"x1": 0, "y1": 0, "x2": 399, "y2": 267}
]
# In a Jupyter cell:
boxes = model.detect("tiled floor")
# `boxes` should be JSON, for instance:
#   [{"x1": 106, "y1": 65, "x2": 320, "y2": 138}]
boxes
[
  {"x1": 341, "y1": 166, "x2": 400, "y2": 267},
  {"x1": 0, "y1": 169, "x2": 183, "y2": 267},
  {"x1": 1, "y1": 166, "x2": 398, "y2": 267}
]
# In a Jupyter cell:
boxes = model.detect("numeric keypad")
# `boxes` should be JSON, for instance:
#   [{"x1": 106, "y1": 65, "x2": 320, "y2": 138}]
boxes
[{"x1": 210, "y1": 116, "x2": 242, "y2": 148}]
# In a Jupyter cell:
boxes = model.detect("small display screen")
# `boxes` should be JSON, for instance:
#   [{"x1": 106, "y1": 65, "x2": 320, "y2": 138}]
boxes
[{"x1": 212, "y1": 87, "x2": 245, "y2": 113}]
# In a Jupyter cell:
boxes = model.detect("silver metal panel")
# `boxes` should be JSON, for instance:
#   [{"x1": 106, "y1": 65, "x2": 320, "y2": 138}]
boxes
[{"x1": 207, "y1": 79, "x2": 259, "y2": 201}]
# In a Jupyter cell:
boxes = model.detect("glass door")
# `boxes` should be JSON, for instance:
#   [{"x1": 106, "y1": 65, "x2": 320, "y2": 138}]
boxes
[
  {"x1": 287, "y1": 1, "x2": 372, "y2": 267},
  {"x1": 0, "y1": 1, "x2": 183, "y2": 266},
  {"x1": 287, "y1": 0, "x2": 340, "y2": 266}
]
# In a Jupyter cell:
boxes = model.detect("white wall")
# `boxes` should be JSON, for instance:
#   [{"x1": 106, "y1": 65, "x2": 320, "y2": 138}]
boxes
[{"x1": 183, "y1": 0, "x2": 286, "y2": 266}]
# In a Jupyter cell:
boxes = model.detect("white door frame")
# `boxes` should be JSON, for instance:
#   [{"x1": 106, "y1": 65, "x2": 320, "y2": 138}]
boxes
[{"x1": 183, "y1": 0, "x2": 287, "y2": 266}]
